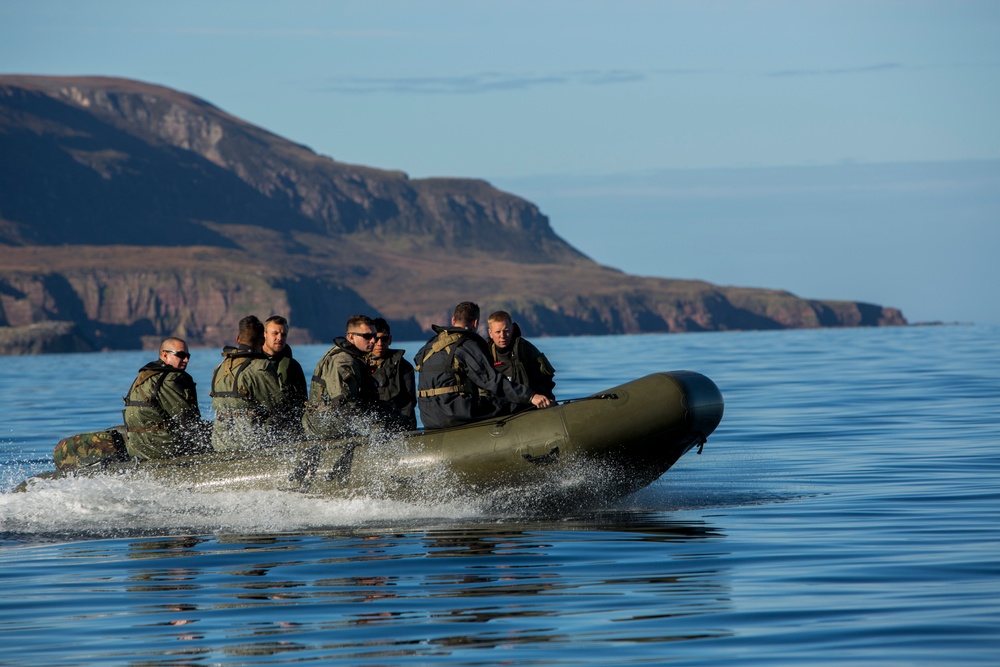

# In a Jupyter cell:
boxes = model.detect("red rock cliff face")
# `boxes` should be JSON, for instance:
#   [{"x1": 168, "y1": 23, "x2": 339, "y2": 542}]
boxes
[
  {"x1": 0, "y1": 267, "x2": 415, "y2": 351},
  {"x1": 0, "y1": 75, "x2": 907, "y2": 354}
]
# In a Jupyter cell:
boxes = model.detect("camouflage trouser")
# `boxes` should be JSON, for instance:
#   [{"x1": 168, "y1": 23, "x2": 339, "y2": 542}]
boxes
[{"x1": 53, "y1": 426, "x2": 128, "y2": 470}]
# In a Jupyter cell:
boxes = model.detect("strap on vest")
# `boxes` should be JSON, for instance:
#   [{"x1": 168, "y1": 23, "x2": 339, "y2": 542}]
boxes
[
  {"x1": 123, "y1": 369, "x2": 170, "y2": 410},
  {"x1": 416, "y1": 331, "x2": 464, "y2": 370},
  {"x1": 417, "y1": 385, "x2": 462, "y2": 398},
  {"x1": 210, "y1": 357, "x2": 253, "y2": 400}
]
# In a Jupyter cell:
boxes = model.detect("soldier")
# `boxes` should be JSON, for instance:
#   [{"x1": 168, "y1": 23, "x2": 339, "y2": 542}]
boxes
[
  {"x1": 370, "y1": 317, "x2": 417, "y2": 431},
  {"x1": 413, "y1": 302, "x2": 551, "y2": 430},
  {"x1": 263, "y1": 315, "x2": 308, "y2": 441},
  {"x1": 304, "y1": 315, "x2": 382, "y2": 438},
  {"x1": 122, "y1": 336, "x2": 208, "y2": 459},
  {"x1": 487, "y1": 310, "x2": 556, "y2": 403},
  {"x1": 210, "y1": 316, "x2": 285, "y2": 451}
]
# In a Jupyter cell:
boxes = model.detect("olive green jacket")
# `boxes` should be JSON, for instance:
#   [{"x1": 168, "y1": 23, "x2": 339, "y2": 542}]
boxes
[
  {"x1": 123, "y1": 360, "x2": 206, "y2": 459},
  {"x1": 210, "y1": 346, "x2": 284, "y2": 451},
  {"x1": 268, "y1": 344, "x2": 308, "y2": 441},
  {"x1": 304, "y1": 338, "x2": 380, "y2": 438}
]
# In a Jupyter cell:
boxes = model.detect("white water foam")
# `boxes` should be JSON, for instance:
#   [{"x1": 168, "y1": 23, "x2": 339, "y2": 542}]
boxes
[{"x1": 1, "y1": 473, "x2": 486, "y2": 541}]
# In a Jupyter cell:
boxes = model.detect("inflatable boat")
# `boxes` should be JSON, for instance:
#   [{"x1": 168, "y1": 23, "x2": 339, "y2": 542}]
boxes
[{"x1": 20, "y1": 371, "x2": 724, "y2": 504}]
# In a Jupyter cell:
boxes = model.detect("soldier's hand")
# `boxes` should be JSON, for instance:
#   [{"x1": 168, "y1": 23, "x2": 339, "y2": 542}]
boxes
[{"x1": 530, "y1": 394, "x2": 552, "y2": 409}]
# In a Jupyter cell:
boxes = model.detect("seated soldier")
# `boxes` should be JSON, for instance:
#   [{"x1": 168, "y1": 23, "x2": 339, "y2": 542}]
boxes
[
  {"x1": 210, "y1": 316, "x2": 285, "y2": 451},
  {"x1": 304, "y1": 315, "x2": 382, "y2": 438},
  {"x1": 413, "y1": 301, "x2": 551, "y2": 430},
  {"x1": 123, "y1": 336, "x2": 209, "y2": 459},
  {"x1": 263, "y1": 315, "x2": 308, "y2": 442},
  {"x1": 370, "y1": 317, "x2": 417, "y2": 431},
  {"x1": 487, "y1": 310, "x2": 556, "y2": 404}
]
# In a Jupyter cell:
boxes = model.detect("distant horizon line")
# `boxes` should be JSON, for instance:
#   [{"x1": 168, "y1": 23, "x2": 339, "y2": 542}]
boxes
[{"x1": 482, "y1": 157, "x2": 1000, "y2": 184}]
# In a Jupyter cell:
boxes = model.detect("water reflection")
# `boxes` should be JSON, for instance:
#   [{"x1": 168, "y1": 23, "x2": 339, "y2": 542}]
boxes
[{"x1": 16, "y1": 513, "x2": 734, "y2": 663}]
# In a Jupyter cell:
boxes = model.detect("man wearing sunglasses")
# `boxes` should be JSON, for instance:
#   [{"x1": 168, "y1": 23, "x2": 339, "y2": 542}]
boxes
[
  {"x1": 369, "y1": 317, "x2": 417, "y2": 431},
  {"x1": 304, "y1": 314, "x2": 384, "y2": 438},
  {"x1": 123, "y1": 337, "x2": 209, "y2": 459}
]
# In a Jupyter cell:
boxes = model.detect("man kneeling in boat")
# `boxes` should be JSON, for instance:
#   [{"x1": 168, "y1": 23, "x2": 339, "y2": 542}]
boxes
[
  {"x1": 414, "y1": 301, "x2": 552, "y2": 430},
  {"x1": 122, "y1": 336, "x2": 210, "y2": 459}
]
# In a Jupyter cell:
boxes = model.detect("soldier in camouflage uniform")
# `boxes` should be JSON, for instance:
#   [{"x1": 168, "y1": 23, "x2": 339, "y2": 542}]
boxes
[
  {"x1": 122, "y1": 337, "x2": 208, "y2": 459},
  {"x1": 210, "y1": 316, "x2": 285, "y2": 452}
]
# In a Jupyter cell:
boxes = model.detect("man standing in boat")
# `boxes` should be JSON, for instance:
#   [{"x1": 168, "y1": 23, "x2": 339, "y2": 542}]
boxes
[
  {"x1": 210, "y1": 315, "x2": 285, "y2": 451},
  {"x1": 486, "y1": 310, "x2": 556, "y2": 406},
  {"x1": 263, "y1": 315, "x2": 308, "y2": 441},
  {"x1": 304, "y1": 314, "x2": 383, "y2": 438},
  {"x1": 123, "y1": 336, "x2": 209, "y2": 459},
  {"x1": 413, "y1": 302, "x2": 551, "y2": 430}
]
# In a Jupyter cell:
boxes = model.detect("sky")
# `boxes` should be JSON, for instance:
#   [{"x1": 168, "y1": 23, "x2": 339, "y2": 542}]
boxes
[{"x1": 2, "y1": 1, "x2": 998, "y2": 325}]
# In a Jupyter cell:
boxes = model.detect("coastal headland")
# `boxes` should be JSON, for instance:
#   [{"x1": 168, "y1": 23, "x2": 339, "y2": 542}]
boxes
[{"x1": 0, "y1": 75, "x2": 906, "y2": 354}]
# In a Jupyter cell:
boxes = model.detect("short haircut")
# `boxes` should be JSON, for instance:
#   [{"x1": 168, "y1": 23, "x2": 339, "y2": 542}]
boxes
[
  {"x1": 372, "y1": 317, "x2": 391, "y2": 335},
  {"x1": 159, "y1": 336, "x2": 187, "y2": 352},
  {"x1": 346, "y1": 314, "x2": 374, "y2": 333},
  {"x1": 238, "y1": 315, "x2": 264, "y2": 347},
  {"x1": 488, "y1": 310, "x2": 512, "y2": 326},
  {"x1": 265, "y1": 315, "x2": 288, "y2": 328},
  {"x1": 453, "y1": 301, "x2": 480, "y2": 328}
]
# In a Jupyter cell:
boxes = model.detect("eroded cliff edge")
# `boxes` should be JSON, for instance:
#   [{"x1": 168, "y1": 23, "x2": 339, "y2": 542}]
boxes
[{"x1": 0, "y1": 75, "x2": 906, "y2": 354}]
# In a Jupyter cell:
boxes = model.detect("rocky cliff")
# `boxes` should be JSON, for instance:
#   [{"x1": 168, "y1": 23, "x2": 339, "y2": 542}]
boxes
[{"x1": 0, "y1": 75, "x2": 906, "y2": 354}]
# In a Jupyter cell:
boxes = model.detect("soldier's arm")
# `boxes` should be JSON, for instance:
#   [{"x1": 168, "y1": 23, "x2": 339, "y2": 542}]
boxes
[{"x1": 459, "y1": 344, "x2": 534, "y2": 405}]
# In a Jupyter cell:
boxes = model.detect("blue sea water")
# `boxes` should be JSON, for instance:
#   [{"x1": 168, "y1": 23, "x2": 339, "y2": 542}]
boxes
[{"x1": 1, "y1": 325, "x2": 998, "y2": 665}]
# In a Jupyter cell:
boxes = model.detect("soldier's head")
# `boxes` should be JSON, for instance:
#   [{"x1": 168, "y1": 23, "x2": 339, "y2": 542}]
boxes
[
  {"x1": 263, "y1": 315, "x2": 289, "y2": 356},
  {"x1": 237, "y1": 315, "x2": 264, "y2": 350},
  {"x1": 452, "y1": 301, "x2": 480, "y2": 330},
  {"x1": 159, "y1": 337, "x2": 190, "y2": 370},
  {"x1": 487, "y1": 311, "x2": 513, "y2": 350},
  {"x1": 371, "y1": 317, "x2": 392, "y2": 360},
  {"x1": 345, "y1": 314, "x2": 376, "y2": 354}
]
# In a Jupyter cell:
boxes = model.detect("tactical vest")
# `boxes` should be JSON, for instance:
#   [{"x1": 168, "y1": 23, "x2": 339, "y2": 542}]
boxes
[
  {"x1": 310, "y1": 345, "x2": 379, "y2": 406},
  {"x1": 415, "y1": 329, "x2": 481, "y2": 399},
  {"x1": 309, "y1": 346, "x2": 341, "y2": 404},
  {"x1": 211, "y1": 356, "x2": 267, "y2": 421},
  {"x1": 122, "y1": 367, "x2": 172, "y2": 435}
]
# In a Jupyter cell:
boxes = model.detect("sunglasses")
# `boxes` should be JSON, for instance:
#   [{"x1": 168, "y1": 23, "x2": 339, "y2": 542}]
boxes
[
  {"x1": 375, "y1": 335, "x2": 391, "y2": 342},
  {"x1": 349, "y1": 332, "x2": 376, "y2": 340},
  {"x1": 164, "y1": 350, "x2": 191, "y2": 360}
]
